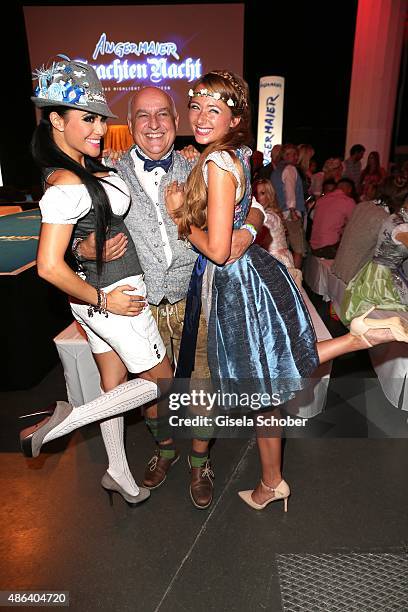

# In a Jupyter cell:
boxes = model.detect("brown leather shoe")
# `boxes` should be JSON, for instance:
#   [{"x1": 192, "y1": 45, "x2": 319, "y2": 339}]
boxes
[
  {"x1": 188, "y1": 457, "x2": 214, "y2": 509},
  {"x1": 143, "y1": 450, "x2": 180, "y2": 489}
]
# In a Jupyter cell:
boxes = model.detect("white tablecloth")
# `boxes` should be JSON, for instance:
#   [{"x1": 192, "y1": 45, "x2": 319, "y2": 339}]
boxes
[
  {"x1": 54, "y1": 322, "x2": 101, "y2": 407},
  {"x1": 303, "y1": 254, "x2": 333, "y2": 300},
  {"x1": 367, "y1": 311, "x2": 408, "y2": 411},
  {"x1": 284, "y1": 289, "x2": 332, "y2": 418}
]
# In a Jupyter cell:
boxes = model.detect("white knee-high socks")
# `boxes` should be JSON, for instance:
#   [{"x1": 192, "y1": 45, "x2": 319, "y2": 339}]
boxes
[
  {"x1": 42, "y1": 378, "x2": 157, "y2": 445},
  {"x1": 100, "y1": 415, "x2": 140, "y2": 496}
]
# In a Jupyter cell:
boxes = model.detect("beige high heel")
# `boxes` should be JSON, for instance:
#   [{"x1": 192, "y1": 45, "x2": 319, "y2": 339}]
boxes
[
  {"x1": 238, "y1": 479, "x2": 290, "y2": 511},
  {"x1": 350, "y1": 306, "x2": 408, "y2": 347},
  {"x1": 101, "y1": 472, "x2": 150, "y2": 507},
  {"x1": 19, "y1": 402, "x2": 73, "y2": 458}
]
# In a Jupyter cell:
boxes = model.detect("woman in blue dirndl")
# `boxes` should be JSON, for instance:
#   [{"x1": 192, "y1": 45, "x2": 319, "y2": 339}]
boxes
[{"x1": 166, "y1": 71, "x2": 408, "y2": 511}]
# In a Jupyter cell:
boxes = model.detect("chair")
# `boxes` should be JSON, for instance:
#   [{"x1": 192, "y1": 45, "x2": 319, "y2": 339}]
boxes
[{"x1": 331, "y1": 200, "x2": 389, "y2": 284}]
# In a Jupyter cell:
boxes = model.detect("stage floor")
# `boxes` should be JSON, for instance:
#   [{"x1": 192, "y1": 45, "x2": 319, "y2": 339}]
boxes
[{"x1": 1, "y1": 362, "x2": 407, "y2": 612}]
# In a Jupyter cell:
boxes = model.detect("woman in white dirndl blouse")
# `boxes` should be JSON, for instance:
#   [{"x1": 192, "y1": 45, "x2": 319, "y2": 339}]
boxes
[{"x1": 19, "y1": 57, "x2": 172, "y2": 506}]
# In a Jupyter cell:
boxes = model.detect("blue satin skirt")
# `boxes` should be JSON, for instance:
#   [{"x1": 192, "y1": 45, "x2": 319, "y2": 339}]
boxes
[{"x1": 207, "y1": 245, "x2": 319, "y2": 405}]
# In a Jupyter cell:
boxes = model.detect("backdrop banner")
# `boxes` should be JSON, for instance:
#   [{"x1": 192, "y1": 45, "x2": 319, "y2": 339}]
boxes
[
  {"x1": 256, "y1": 76, "x2": 285, "y2": 166},
  {"x1": 23, "y1": 4, "x2": 244, "y2": 135}
]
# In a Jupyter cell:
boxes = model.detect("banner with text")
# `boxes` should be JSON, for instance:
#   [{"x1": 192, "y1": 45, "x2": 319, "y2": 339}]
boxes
[
  {"x1": 257, "y1": 76, "x2": 285, "y2": 165},
  {"x1": 23, "y1": 5, "x2": 244, "y2": 134}
]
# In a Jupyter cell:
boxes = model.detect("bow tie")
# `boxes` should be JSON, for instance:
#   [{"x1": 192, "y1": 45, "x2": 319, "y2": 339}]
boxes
[{"x1": 135, "y1": 148, "x2": 173, "y2": 173}]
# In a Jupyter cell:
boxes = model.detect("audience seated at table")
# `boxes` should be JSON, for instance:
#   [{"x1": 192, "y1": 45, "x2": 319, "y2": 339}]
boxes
[
  {"x1": 341, "y1": 176, "x2": 408, "y2": 324},
  {"x1": 253, "y1": 178, "x2": 303, "y2": 288},
  {"x1": 258, "y1": 144, "x2": 282, "y2": 180},
  {"x1": 310, "y1": 157, "x2": 343, "y2": 199},
  {"x1": 360, "y1": 151, "x2": 387, "y2": 201},
  {"x1": 342, "y1": 143, "x2": 365, "y2": 194},
  {"x1": 297, "y1": 144, "x2": 315, "y2": 200},
  {"x1": 331, "y1": 194, "x2": 390, "y2": 286},
  {"x1": 305, "y1": 178, "x2": 337, "y2": 242},
  {"x1": 309, "y1": 178, "x2": 356, "y2": 259},
  {"x1": 250, "y1": 150, "x2": 264, "y2": 181}
]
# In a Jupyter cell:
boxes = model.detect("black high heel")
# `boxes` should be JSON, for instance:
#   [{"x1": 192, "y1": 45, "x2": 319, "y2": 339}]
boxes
[
  {"x1": 101, "y1": 472, "x2": 150, "y2": 507},
  {"x1": 19, "y1": 401, "x2": 73, "y2": 458}
]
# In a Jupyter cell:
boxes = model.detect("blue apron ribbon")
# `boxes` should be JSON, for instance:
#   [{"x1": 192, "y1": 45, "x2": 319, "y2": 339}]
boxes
[{"x1": 175, "y1": 253, "x2": 207, "y2": 378}]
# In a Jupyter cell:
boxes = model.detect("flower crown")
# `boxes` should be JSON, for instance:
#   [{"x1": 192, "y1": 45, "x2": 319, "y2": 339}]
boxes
[{"x1": 188, "y1": 88, "x2": 236, "y2": 107}]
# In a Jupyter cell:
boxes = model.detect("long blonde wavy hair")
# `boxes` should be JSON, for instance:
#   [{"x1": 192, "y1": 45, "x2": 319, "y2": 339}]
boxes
[
  {"x1": 252, "y1": 178, "x2": 283, "y2": 221},
  {"x1": 176, "y1": 71, "x2": 252, "y2": 237}
]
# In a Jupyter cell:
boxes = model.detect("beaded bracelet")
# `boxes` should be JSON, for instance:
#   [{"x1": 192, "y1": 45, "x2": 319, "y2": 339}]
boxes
[
  {"x1": 88, "y1": 288, "x2": 109, "y2": 318},
  {"x1": 241, "y1": 223, "x2": 257, "y2": 244},
  {"x1": 72, "y1": 237, "x2": 83, "y2": 260}
]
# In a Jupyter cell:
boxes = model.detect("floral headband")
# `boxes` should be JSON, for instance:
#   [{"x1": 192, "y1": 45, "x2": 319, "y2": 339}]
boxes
[{"x1": 188, "y1": 88, "x2": 236, "y2": 107}]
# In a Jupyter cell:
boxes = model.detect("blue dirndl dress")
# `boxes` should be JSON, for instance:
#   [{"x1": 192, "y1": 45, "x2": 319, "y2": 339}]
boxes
[{"x1": 177, "y1": 146, "x2": 319, "y2": 408}]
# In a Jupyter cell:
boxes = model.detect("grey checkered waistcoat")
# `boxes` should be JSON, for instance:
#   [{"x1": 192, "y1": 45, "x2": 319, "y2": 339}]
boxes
[{"x1": 116, "y1": 147, "x2": 198, "y2": 305}]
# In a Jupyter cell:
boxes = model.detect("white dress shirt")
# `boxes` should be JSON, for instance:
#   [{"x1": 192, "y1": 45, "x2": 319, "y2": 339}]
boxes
[{"x1": 131, "y1": 146, "x2": 174, "y2": 268}]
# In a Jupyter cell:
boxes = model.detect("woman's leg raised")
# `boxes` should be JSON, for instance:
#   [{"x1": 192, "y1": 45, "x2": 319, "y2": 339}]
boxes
[{"x1": 19, "y1": 357, "x2": 158, "y2": 457}]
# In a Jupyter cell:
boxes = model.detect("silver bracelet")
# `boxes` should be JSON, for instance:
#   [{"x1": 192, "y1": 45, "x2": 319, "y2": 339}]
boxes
[
  {"x1": 241, "y1": 223, "x2": 257, "y2": 244},
  {"x1": 72, "y1": 237, "x2": 83, "y2": 260}
]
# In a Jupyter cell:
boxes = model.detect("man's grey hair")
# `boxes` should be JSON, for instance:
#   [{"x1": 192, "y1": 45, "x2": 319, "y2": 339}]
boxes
[{"x1": 127, "y1": 88, "x2": 178, "y2": 122}]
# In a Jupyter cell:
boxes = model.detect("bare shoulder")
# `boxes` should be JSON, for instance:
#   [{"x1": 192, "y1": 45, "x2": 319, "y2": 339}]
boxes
[
  {"x1": 207, "y1": 150, "x2": 239, "y2": 185},
  {"x1": 207, "y1": 158, "x2": 236, "y2": 177},
  {"x1": 47, "y1": 169, "x2": 83, "y2": 186},
  {"x1": 47, "y1": 170, "x2": 110, "y2": 185}
]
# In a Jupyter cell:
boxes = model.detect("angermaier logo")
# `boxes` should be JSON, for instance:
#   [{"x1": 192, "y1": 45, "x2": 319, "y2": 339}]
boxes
[{"x1": 90, "y1": 33, "x2": 202, "y2": 84}]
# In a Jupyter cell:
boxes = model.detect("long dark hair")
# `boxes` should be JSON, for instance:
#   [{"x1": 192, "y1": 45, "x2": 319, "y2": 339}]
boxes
[{"x1": 31, "y1": 107, "x2": 115, "y2": 276}]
